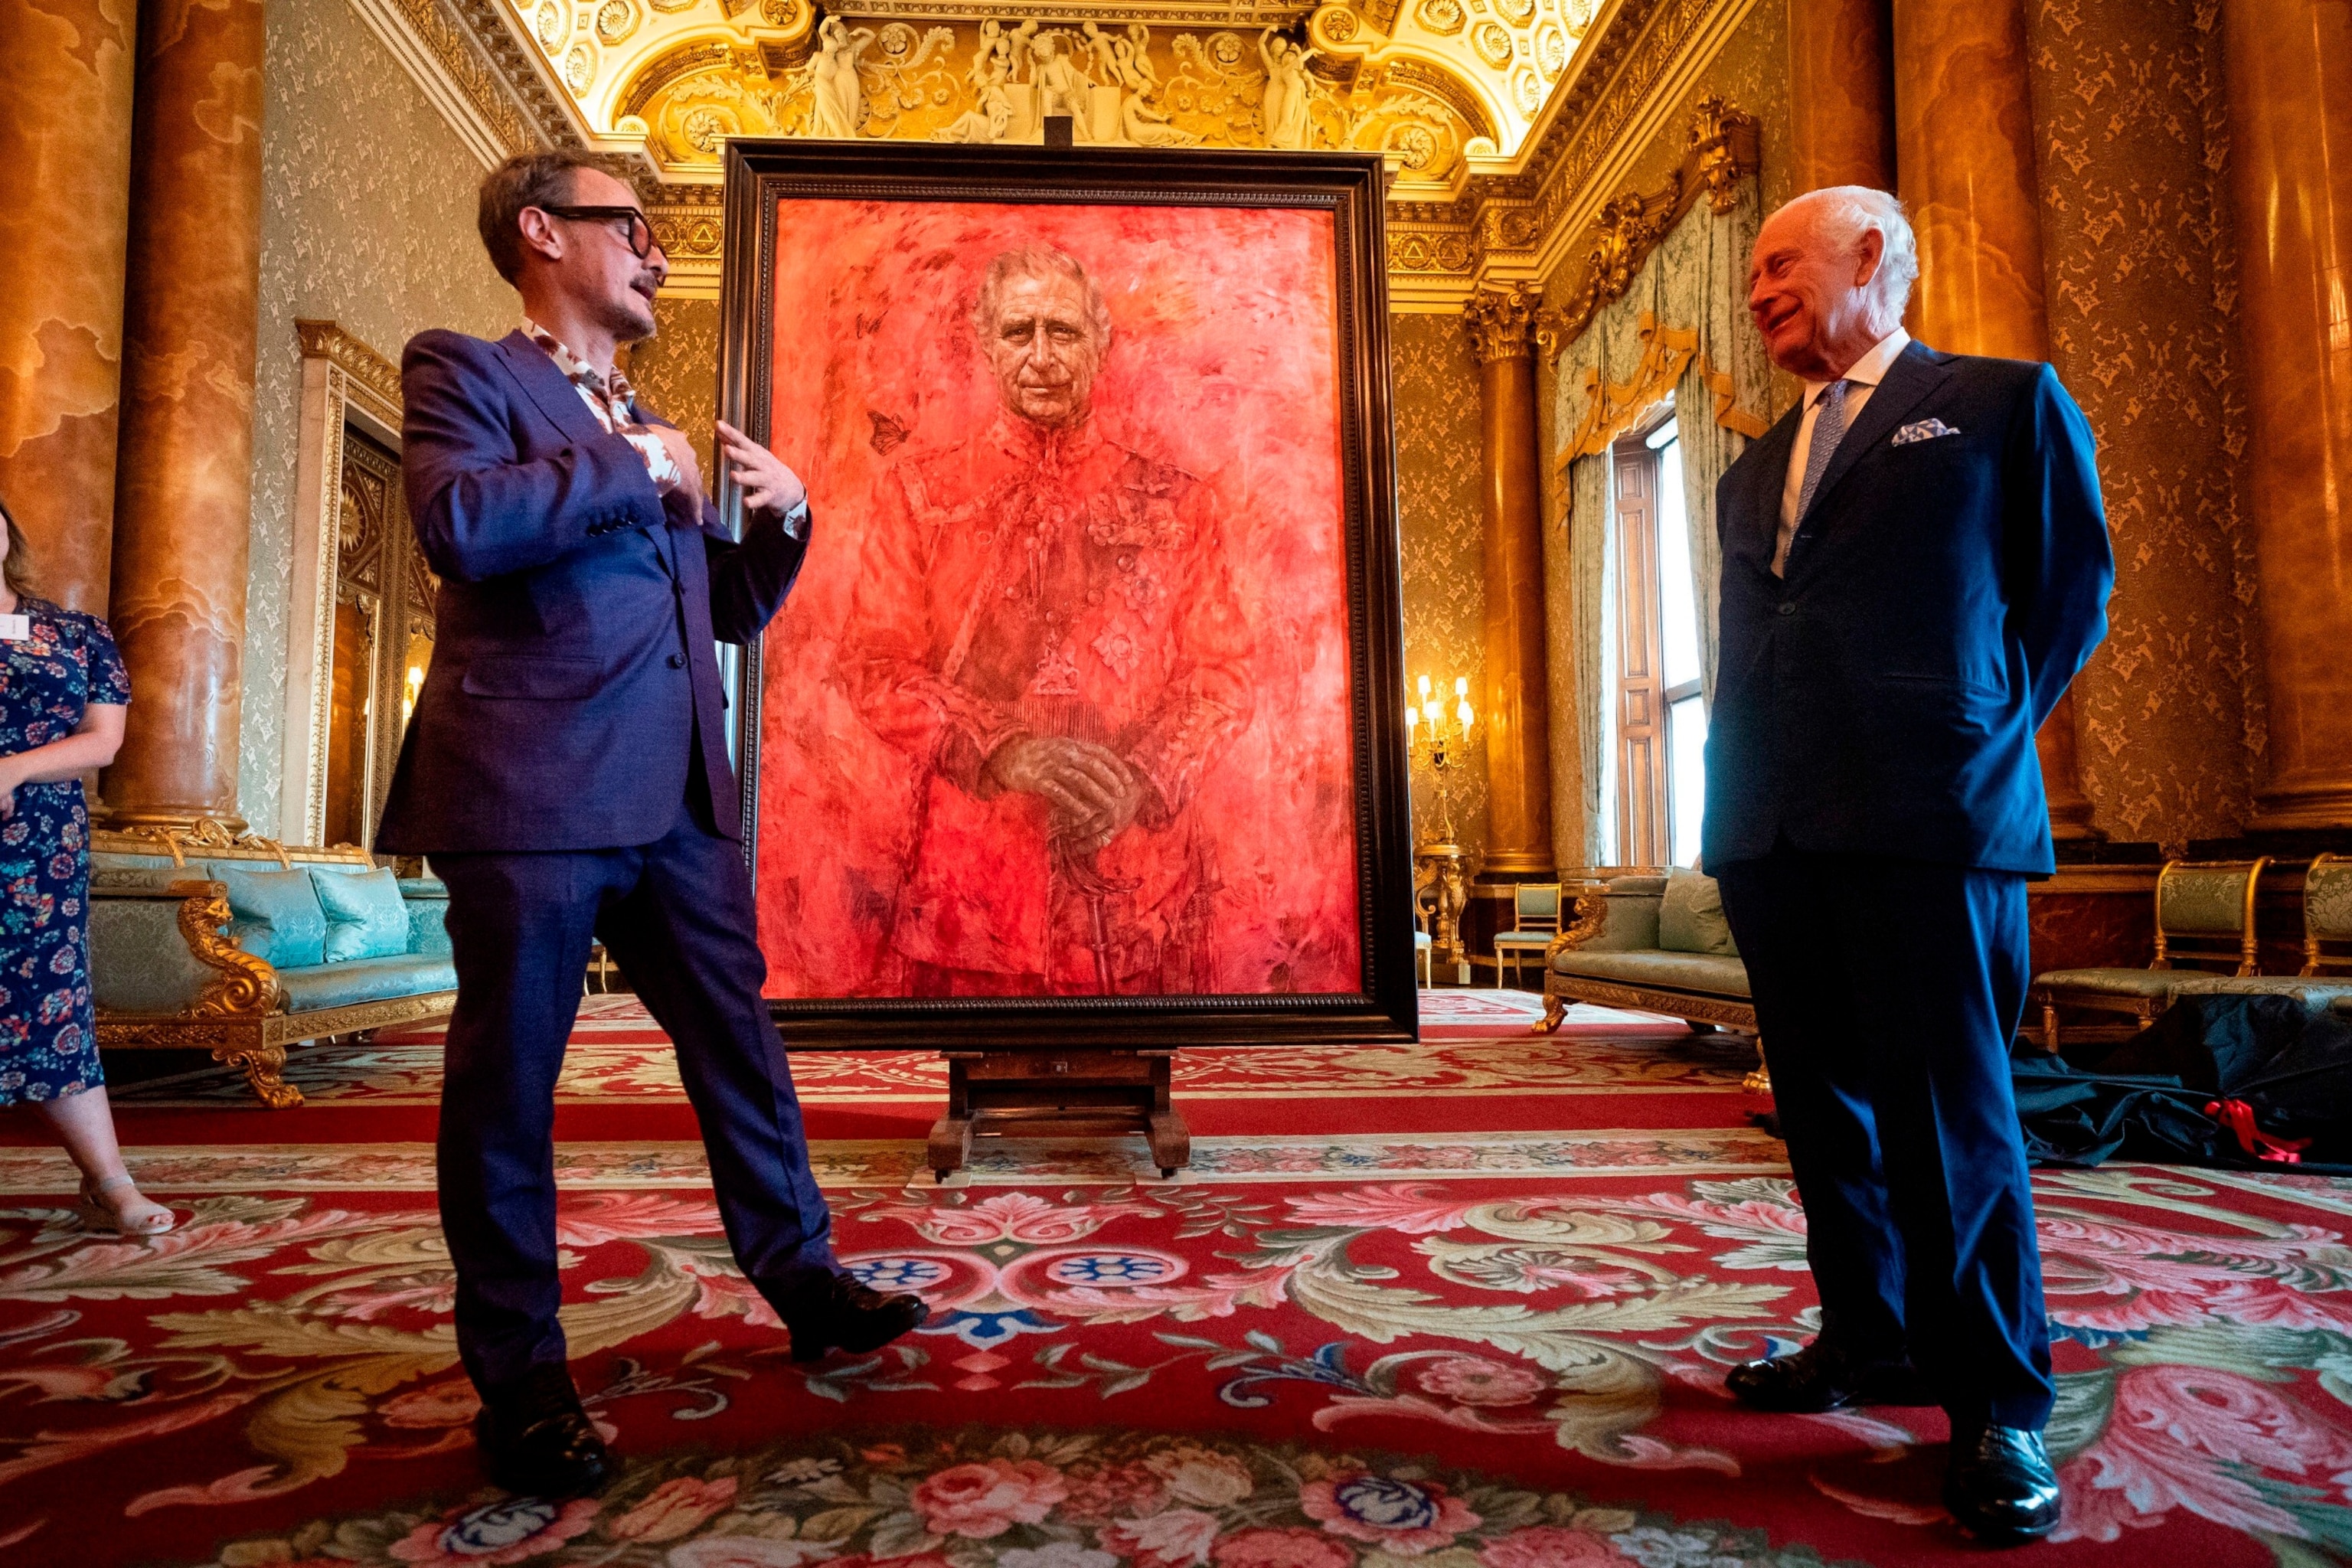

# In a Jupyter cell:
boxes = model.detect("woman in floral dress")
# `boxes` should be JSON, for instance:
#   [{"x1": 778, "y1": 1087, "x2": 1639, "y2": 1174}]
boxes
[{"x1": 0, "y1": 496, "x2": 170, "y2": 1235}]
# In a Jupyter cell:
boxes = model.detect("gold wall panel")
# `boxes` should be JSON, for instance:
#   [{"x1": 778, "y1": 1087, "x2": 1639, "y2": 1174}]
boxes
[
  {"x1": 2029, "y1": 0, "x2": 2259, "y2": 851},
  {"x1": 629, "y1": 297, "x2": 724, "y2": 484},
  {"x1": 1391, "y1": 311, "x2": 1494, "y2": 864},
  {"x1": 238, "y1": 0, "x2": 522, "y2": 839}
]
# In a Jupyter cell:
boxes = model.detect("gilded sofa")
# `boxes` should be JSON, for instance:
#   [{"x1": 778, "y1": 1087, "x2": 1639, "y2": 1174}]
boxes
[
  {"x1": 89, "y1": 825, "x2": 456, "y2": 1107},
  {"x1": 1531, "y1": 871, "x2": 1767, "y2": 1091}
]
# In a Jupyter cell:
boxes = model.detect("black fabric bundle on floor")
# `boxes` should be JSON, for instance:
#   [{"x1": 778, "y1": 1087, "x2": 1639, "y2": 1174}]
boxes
[{"x1": 2011, "y1": 993, "x2": 2352, "y2": 1171}]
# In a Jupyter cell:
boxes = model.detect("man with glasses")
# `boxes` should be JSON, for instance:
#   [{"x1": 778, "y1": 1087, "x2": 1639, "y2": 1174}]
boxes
[{"x1": 379, "y1": 151, "x2": 929, "y2": 1500}]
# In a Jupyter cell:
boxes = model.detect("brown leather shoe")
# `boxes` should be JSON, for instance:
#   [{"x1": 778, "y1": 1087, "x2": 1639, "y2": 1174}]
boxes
[
  {"x1": 782, "y1": 1271, "x2": 931, "y2": 1361},
  {"x1": 474, "y1": 1364, "x2": 615, "y2": 1498},
  {"x1": 1725, "y1": 1341, "x2": 1936, "y2": 1413}
]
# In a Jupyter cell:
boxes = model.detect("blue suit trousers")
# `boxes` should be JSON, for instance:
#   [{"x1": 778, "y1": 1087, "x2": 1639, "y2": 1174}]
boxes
[
  {"x1": 431, "y1": 798, "x2": 837, "y2": 1394},
  {"x1": 1714, "y1": 846, "x2": 2054, "y2": 1431}
]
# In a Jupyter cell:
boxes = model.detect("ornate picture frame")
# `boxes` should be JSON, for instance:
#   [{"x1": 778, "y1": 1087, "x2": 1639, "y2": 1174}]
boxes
[{"x1": 719, "y1": 139, "x2": 1414, "y2": 1049}]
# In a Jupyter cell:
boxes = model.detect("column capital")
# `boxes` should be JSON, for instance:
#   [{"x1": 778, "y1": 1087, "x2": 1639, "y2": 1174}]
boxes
[{"x1": 1463, "y1": 283, "x2": 1544, "y2": 364}]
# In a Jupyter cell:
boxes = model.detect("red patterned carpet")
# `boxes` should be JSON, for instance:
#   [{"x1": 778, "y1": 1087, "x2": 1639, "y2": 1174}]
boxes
[{"x1": 3, "y1": 995, "x2": 2348, "y2": 1566}]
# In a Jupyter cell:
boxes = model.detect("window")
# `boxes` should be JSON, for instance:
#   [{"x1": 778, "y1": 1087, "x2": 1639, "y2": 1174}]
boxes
[{"x1": 1607, "y1": 406, "x2": 1708, "y2": 867}]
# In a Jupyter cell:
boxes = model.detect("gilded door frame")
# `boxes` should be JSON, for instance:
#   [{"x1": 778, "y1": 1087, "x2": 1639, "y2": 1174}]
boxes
[{"x1": 283, "y1": 321, "x2": 405, "y2": 850}]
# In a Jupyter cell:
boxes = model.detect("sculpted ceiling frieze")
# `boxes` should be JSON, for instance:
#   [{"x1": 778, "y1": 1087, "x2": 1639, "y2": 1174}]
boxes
[
  {"x1": 501, "y1": 0, "x2": 1599, "y2": 189},
  {"x1": 378, "y1": 0, "x2": 1748, "y2": 302}
]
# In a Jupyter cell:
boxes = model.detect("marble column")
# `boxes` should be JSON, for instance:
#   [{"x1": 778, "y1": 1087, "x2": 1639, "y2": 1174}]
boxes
[
  {"x1": 2222, "y1": 0, "x2": 2352, "y2": 832},
  {"x1": 101, "y1": 0, "x2": 267, "y2": 831},
  {"x1": 1462, "y1": 286, "x2": 1555, "y2": 879},
  {"x1": 0, "y1": 0, "x2": 138, "y2": 612},
  {"x1": 1893, "y1": 0, "x2": 2102, "y2": 841},
  {"x1": 1788, "y1": 0, "x2": 1896, "y2": 195}
]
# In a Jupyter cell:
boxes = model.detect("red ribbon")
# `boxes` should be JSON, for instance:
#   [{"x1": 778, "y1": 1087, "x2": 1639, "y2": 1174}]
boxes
[{"x1": 2203, "y1": 1098, "x2": 2311, "y2": 1165}]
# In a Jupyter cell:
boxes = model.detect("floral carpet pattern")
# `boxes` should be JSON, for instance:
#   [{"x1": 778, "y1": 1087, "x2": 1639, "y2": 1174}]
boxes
[
  {"x1": 108, "y1": 998, "x2": 1723, "y2": 1111},
  {"x1": 5, "y1": 996, "x2": 2350, "y2": 1564},
  {"x1": 4, "y1": 1147, "x2": 2350, "y2": 1564}
]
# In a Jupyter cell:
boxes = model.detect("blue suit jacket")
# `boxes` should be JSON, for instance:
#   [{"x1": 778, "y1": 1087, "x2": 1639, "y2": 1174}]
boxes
[
  {"x1": 1700, "y1": 341, "x2": 2113, "y2": 876},
  {"x1": 375, "y1": 328, "x2": 808, "y2": 854}
]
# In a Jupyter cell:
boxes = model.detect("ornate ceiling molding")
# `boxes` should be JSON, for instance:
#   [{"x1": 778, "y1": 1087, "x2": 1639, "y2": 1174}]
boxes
[
  {"x1": 348, "y1": 0, "x2": 544, "y2": 163},
  {"x1": 1530, "y1": 87, "x2": 1754, "y2": 348},
  {"x1": 359, "y1": 0, "x2": 1756, "y2": 304}
]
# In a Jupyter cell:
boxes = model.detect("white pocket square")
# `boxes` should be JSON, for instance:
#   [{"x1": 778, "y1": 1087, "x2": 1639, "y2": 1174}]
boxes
[{"x1": 1893, "y1": 419, "x2": 1961, "y2": 445}]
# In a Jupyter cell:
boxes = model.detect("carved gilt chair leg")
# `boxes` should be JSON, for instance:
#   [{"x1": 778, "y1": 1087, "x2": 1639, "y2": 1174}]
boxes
[
  {"x1": 1741, "y1": 1034, "x2": 1772, "y2": 1097},
  {"x1": 1530, "y1": 989, "x2": 1568, "y2": 1035},
  {"x1": 2041, "y1": 1002, "x2": 2061, "y2": 1054},
  {"x1": 217, "y1": 1043, "x2": 304, "y2": 1109}
]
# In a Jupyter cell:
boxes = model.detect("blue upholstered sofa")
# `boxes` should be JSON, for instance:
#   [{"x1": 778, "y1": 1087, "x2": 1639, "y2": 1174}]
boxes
[{"x1": 89, "y1": 826, "x2": 456, "y2": 1106}]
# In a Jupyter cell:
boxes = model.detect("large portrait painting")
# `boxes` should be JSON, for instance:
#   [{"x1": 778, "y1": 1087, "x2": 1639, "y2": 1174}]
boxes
[{"x1": 719, "y1": 143, "x2": 1413, "y2": 1047}]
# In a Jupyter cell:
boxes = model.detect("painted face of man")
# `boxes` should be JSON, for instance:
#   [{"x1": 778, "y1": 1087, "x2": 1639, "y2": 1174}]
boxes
[{"x1": 984, "y1": 271, "x2": 1104, "y2": 427}]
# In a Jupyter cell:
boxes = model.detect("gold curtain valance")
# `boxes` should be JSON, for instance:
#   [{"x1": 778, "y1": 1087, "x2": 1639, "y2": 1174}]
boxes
[{"x1": 1557, "y1": 310, "x2": 1769, "y2": 467}]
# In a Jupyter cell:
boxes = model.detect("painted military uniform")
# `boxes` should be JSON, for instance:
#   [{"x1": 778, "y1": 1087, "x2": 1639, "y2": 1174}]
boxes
[{"x1": 844, "y1": 411, "x2": 1253, "y2": 993}]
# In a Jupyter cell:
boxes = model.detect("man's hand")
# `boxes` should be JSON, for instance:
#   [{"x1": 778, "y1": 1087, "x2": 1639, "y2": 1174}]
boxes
[
  {"x1": 985, "y1": 734, "x2": 1145, "y2": 849},
  {"x1": 716, "y1": 420, "x2": 808, "y2": 515},
  {"x1": 652, "y1": 425, "x2": 704, "y2": 500}
]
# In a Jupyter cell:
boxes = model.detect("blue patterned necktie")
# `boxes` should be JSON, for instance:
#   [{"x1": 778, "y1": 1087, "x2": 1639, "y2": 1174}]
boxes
[{"x1": 1794, "y1": 377, "x2": 1851, "y2": 521}]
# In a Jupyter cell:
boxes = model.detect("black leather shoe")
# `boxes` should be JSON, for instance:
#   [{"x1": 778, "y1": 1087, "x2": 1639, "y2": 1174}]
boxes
[
  {"x1": 782, "y1": 1271, "x2": 931, "y2": 1361},
  {"x1": 473, "y1": 1364, "x2": 616, "y2": 1498},
  {"x1": 1945, "y1": 1424, "x2": 2062, "y2": 1544},
  {"x1": 1725, "y1": 1341, "x2": 1936, "y2": 1413}
]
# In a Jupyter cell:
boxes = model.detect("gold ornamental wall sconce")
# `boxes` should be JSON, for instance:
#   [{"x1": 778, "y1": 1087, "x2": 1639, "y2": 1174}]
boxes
[{"x1": 1407, "y1": 674, "x2": 1478, "y2": 982}]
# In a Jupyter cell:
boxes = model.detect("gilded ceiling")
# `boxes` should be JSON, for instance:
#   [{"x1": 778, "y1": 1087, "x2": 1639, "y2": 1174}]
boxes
[
  {"x1": 505, "y1": 0, "x2": 1599, "y2": 189},
  {"x1": 365, "y1": 0, "x2": 1759, "y2": 303}
]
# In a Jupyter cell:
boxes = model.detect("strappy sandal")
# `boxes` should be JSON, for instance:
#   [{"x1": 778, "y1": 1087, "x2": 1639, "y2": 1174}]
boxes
[{"x1": 77, "y1": 1173, "x2": 175, "y2": 1237}]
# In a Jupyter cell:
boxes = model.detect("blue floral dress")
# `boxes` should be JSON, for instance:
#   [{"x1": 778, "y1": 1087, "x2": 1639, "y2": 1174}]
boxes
[{"x1": 0, "y1": 598, "x2": 130, "y2": 1105}]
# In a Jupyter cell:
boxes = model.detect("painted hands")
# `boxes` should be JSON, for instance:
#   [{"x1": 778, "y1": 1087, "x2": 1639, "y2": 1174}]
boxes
[{"x1": 985, "y1": 733, "x2": 1147, "y2": 853}]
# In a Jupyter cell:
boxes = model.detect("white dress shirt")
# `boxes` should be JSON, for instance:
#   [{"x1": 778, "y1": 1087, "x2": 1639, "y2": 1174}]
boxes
[{"x1": 1775, "y1": 326, "x2": 1911, "y2": 574}]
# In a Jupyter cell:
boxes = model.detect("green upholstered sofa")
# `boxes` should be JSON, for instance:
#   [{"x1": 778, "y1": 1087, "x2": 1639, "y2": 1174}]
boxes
[
  {"x1": 1531, "y1": 871, "x2": 1768, "y2": 1089},
  {"x1": 90, "y1": 826, "x2": 456, "y2": 1107}
]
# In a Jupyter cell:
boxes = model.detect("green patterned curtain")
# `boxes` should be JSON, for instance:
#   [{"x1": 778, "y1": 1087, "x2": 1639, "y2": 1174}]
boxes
[{"x1": 1547, "y1": 181, "x2": 1770, "y2": 865}]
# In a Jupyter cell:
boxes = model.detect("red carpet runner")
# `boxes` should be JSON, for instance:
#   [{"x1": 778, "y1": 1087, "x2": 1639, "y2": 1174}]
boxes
[{"x1": 2, "y1": 994, "x2": 2347, "y2": 1566}]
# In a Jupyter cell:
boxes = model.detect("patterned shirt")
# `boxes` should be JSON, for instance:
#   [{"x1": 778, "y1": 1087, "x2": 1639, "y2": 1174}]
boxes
[
  {"x1": 524, "y1": 320, "x2": 684, "y2": 494},
  {"x1": 524, "y1": 319, "x2": 807, "y2": 540}
]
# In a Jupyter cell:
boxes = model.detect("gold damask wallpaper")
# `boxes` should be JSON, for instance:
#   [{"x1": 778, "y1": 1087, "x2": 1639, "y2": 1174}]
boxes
[
  {"x1": 2030, "y1": 0, "x2": 2260, "y2": 850},
  {"x1": 1390, "y1": 312, "x2": 1492, "y2": 866},
  {"x1": 237, "y1": 0, "x2": 516, "y2": 838},
  {"x1": 629, "y1": 298, "x2": 723, "y2": 484}
]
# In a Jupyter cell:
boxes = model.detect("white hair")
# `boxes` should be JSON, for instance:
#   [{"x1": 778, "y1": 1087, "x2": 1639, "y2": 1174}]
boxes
[
  {"x1": 1786, "y1": 185, "x2": 1919, "y2": 337},
  {"x1": 971, "y1": 243, "x2": 1112, "y2": 351}
]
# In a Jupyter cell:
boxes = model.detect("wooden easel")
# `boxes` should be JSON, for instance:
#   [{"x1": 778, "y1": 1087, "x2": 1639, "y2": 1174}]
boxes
[{"x1": 928, "y1": 1047, "x2": 1189, "y2": 1181}]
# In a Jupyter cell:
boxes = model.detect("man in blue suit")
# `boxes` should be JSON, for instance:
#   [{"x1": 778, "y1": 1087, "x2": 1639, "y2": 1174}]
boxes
[
  {"x1": 380, "y1": 151, "x2": 926, "y2": 1498},
  {"x1": 1704, "y1": 187, "x2": 2111, "y2": 1545}
]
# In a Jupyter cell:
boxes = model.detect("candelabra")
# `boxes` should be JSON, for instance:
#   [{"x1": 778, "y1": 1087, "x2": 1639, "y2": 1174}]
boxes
[{"x1": 1406, "y1": 675, "x2": 1477, "y2": 980}]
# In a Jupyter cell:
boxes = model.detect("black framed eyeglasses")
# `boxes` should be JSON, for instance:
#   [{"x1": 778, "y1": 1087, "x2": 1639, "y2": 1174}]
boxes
[{"x1": 537, "y1": 204, "x2": 659, "y2": 260}]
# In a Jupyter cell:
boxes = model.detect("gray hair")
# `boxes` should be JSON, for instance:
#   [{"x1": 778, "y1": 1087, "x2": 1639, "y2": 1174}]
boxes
[
  {"x1": 1790, "y1": 185, "x2": 1919, "y2": 337},
  {"x1": 971, "y1": 244, "x2": 1113, "y2": 351}
]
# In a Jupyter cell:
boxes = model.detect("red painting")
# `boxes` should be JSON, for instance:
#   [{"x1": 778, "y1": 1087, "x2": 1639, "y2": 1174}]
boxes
[{"x1": 750, "y1": 198, "x2": 1363, "y2": 999}]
